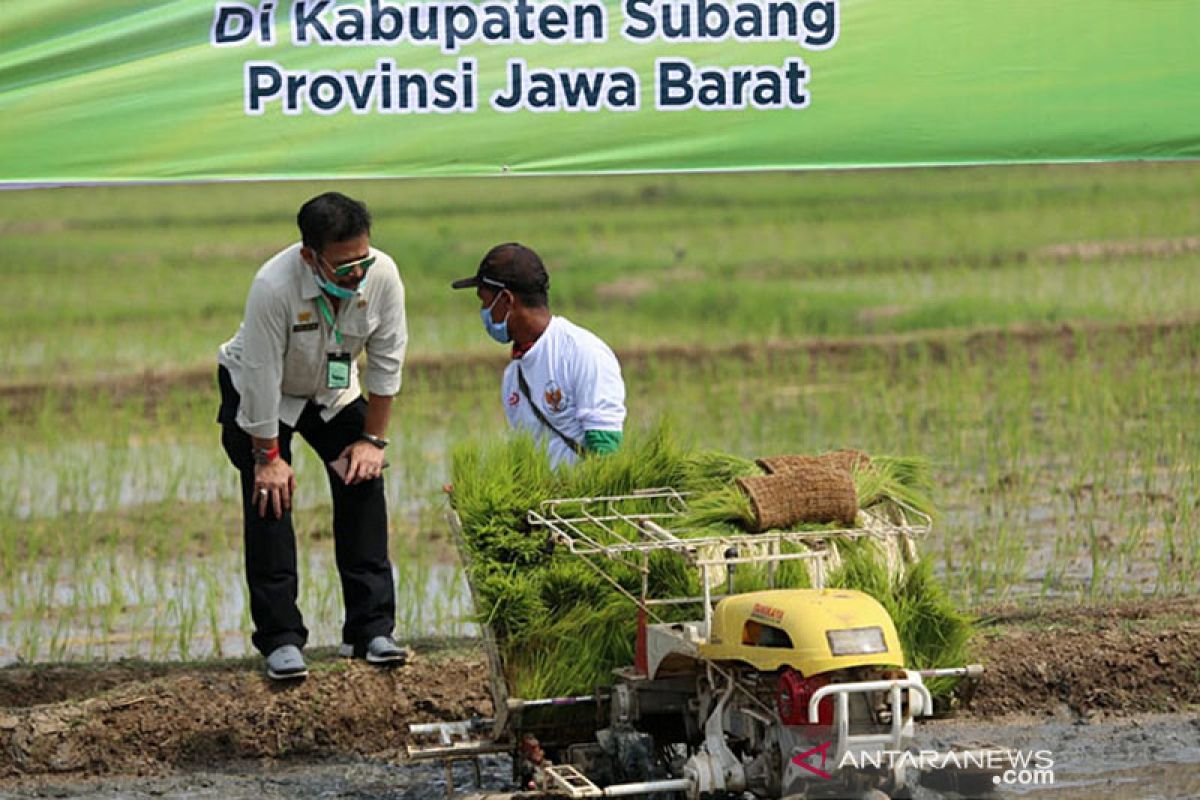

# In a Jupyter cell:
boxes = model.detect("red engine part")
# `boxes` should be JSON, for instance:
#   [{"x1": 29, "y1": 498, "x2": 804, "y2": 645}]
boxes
[{"x1": 777, "y1": 669, "x2": 833, "y2": 726}]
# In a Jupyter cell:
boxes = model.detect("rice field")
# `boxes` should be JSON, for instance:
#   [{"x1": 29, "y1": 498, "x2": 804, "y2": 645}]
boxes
[
  {"x1": 1, "y1": 163, "x2": 1197, "y2": 664},
  {"x1": 3, "y1": 162, "x2": 1200, "y2": 381}
]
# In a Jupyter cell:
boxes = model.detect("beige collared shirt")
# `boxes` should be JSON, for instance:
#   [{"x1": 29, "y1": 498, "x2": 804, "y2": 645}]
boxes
[{"x1": 217, "y1": 243, "x2": 407, "y2": 439}]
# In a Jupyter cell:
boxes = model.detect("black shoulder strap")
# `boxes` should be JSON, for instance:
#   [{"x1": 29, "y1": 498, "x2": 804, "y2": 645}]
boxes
[{"x1": 516, "y1": 365, "x2": 583, "y2": 456}]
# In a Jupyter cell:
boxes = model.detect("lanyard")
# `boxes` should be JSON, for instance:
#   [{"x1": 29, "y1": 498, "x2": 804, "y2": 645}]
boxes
[{"x1": 315, "y1": 294, "x2": 344, "y2": 348}]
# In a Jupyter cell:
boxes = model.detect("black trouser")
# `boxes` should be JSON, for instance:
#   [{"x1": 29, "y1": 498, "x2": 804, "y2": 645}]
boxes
[{"x1": 217, "y1": 366, "x2": 395, "y2": 656}]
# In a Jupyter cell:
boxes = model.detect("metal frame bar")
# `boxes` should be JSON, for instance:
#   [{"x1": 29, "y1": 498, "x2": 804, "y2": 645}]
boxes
[
  {"x1": 446, "y1": 509, "x2": 512, "y2": 740},
  {"x1": 529, "y1": 492, "x2": 929, "y2": 560},
  {"x1": 527, "y1": 489, "x2": 931, "y2": 640},
  {"x1": 807, "y1": 677, "x2": 933, "y2": 765}
]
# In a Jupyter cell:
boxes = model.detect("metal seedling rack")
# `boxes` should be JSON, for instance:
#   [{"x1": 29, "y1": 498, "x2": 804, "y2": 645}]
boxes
[{"x1": 526, "y1": 488, "x2": 932, "y2": 637}]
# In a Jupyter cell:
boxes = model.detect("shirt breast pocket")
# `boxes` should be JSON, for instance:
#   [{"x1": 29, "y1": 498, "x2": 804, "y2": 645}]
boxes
[
  {"x1": 282, "y1": 322, "x2": 324, "y2": 393},
  {"x1": 340, "y1": 313, "x2": 376, "y2": 356}
]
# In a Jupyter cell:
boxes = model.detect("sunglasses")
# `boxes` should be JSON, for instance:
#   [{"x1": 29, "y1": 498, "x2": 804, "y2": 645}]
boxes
[{"x1": 322, "y1": 253, "x2": 376, "y2": 278}]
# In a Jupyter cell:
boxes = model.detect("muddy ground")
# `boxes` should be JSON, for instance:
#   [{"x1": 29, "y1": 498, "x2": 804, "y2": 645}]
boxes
[{"x1": 1, "y1": 597, "x2": 1198, "y2": 797}]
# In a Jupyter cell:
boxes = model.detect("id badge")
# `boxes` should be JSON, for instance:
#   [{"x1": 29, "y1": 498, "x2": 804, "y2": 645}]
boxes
[{"x1": 326, "y1": 352, "x2": 351, "y2": 390}]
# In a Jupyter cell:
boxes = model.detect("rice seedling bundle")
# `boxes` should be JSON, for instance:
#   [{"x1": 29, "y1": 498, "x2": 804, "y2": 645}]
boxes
[{"x1": 450, "y1": 421, "x2": 969, "y2": 698}]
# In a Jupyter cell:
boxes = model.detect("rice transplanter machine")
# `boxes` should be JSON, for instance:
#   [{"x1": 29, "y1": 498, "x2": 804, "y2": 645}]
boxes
[{"x1": 409, "y1": 489, "x2": 1002, "y2": 800}]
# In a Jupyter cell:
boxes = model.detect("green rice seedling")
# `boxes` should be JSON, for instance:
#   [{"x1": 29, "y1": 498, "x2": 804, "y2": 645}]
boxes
[
  {"x1": 507, "y1": 637, "x2": 629, "y2": 710},
  {"x1": 320, "y1": 560, "x2": 343, "y2": 629},
  {"x1": 20, "y1": 618, "x2": 43, "y2": 663},
  {"x1": 100, "y1": 588, "x2": 122, "y2": 660},
  {"x1": 451, "y1": 416, "x2": 971, "y2": 697},
  {"x1": 147, "y1": 597, "x2": 164, "y2": 660},
  {"x1": 827, "y1": 540, "x2": 892, "y2": 598},
  {"x1": 559, "y1": 419, "x2": 694, "y2": 500},
  {"x1": 240, "y1": 582, "x2": 253, "y2": 650},
  {"x1": 891, "y1": 562, "x2": 974, "y2": 698},
  {"x1": 451, "y1": 435, "x2": 556, "y2": 563},
  {"x1": 471, "y1": 564, "x2": 550, "y2": 640},
  {"x1": 891, "y1": 560, "x2": 973, "y2": 665},
  {"x1": 507, "y1": 594, "x2": 638, "y2": 698},
  {"x1": 679, "y1": 451, "x2": 763, "y2": 494},
  {"x1": 174, "y1": 592, "x2": 198, "y2": 661},
  {"x1": 827, "y1": 541, "x2": 972, "y2": 696},
  {"x1": 47, "y1": 615, "x2": 70, "y2": 662},
  {"x1": 393, "y1": 561, "x2": 419, "y2": 639},
  {"x1": 854, "y1": 457, "x2": 937, "y2": 519},
  {"x1": 676, "y1": 485, "x2": 755, "y2": 529},
  {"x1": 646, "y1": 549, "x2": 701, "y2": 600},
  {"x1": 203, "y1": 562, "x2": 224, "y2": 658},
  {"x1": 774, "y1": 542, "x2": 817, "y2": 589},
  {"x1": 1040, "y1": 531, "x2": 1069, "y2": 597},
  {"x1": 539, "y1": 558, "x2": 607, "y2": 616}
]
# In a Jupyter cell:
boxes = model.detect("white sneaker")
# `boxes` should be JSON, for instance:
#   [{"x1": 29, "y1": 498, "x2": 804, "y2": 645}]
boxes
[
  {"x1": 265, "y1": 644, "x2": 308, "y2": 680},
  {"x1": 365, "y1": 636, "x2": 410, "y2": 665},
  {"x1": 338, "y1": 636, "x2": 410, "y2": 665}
]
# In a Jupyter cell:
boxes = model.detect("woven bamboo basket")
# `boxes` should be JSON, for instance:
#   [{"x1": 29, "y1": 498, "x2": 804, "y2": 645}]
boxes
[
  {"x1": 735, "y1": 465, "x2": 858, "y2": 532},
  {"x1": 755, "y1": 449, "x2": 871, "y2": 476}
]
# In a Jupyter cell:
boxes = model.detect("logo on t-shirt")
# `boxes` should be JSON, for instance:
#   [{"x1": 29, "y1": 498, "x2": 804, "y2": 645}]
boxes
[
  {"x1": 507, "y1": 391, "x2": 520, "y2": 407},
  {"x1": 543, "y1": 381, "x2": 566, "y2": 413}
]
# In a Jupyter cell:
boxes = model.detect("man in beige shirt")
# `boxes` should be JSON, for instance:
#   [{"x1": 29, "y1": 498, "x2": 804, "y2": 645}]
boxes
[{"x1": 217, "y1": 192, "x2": 408, "y2": 680}]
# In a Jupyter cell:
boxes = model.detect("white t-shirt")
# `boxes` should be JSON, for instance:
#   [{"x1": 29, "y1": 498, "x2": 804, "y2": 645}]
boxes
[{"x1": 502, "y1": 316, "x2": 626, "y2": 468}]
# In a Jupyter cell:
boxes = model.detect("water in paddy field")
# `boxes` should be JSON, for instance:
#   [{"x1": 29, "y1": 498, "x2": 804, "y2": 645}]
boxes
[
  {"x1": 0, "y1": 431, "x2": 475, "y2": 665},
  {"x1": 0, "y1": 548, "x2": 475, "y2": 667},
  {"x1": 0, "y1": 488, "x2": 1182, "y2": 665},
  {"x1": 0, "y1": 439, "x2": 439, "y2": 519},
  {"x1": 0, "y1": 427, "x2": 1191, "y2": 663},
  {"x1": 911, "y1": 714, "x2": 1200, "y2": 799}
]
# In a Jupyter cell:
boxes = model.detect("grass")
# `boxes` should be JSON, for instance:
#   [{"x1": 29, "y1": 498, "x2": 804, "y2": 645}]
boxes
[
  {"x1": 1, "y1": 162, "x2": 1197, "y2": 665},
  {"x1": 3, "y1": 162, "x2": 1200, "y2": 382}
]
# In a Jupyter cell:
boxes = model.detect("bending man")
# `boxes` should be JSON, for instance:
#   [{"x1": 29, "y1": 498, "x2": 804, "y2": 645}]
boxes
[{"x1": 217, "y1": 192, "x2": 408, "y2": 680}]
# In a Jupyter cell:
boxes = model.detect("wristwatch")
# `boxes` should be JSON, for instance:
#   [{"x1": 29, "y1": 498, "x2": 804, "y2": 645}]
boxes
[
  {"x1": 253, "y1": 445, "x2": 280, "y2": 465},
  {"x1": 360, "y1": 433, "x2": 390, "y2": 450}
]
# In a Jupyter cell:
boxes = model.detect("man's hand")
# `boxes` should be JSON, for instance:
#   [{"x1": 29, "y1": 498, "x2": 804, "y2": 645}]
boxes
[
  {"x1": 254, "y1": 458, "x2": 296, "y2": 518},
  {"x1": 340, "y1": 439, "x2": 386, "y2": 484}
]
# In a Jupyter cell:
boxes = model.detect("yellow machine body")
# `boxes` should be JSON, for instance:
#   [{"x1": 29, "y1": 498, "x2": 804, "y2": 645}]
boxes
[{"x1": 698, "y1": 588, "x2": 905, "y2": 675}]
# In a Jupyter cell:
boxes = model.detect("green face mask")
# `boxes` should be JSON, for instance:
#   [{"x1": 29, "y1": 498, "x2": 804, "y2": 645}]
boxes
[
  {"x1": 314, "y1": 268, "x2": 358, "y2": 300},
  {"x1": 312, "y1": 251, "x2": 372, "y2": 300}
]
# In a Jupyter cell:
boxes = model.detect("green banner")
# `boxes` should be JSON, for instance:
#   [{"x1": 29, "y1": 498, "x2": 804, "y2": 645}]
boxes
[{"x1": 1, "y1": 0, "x2": 1198, "y2": 182}]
